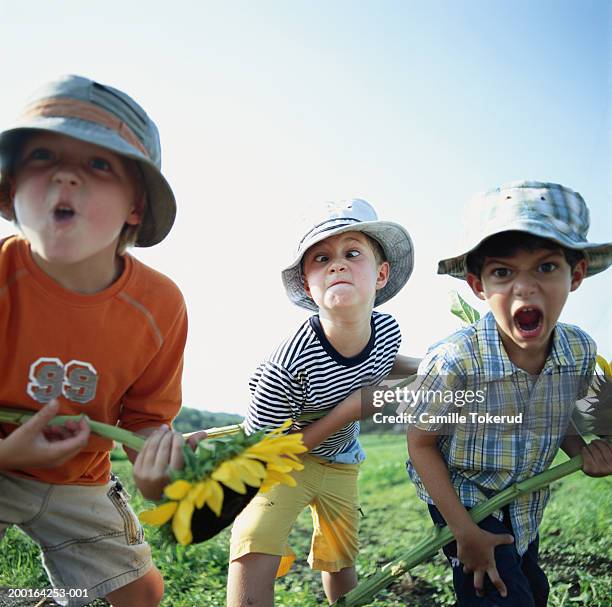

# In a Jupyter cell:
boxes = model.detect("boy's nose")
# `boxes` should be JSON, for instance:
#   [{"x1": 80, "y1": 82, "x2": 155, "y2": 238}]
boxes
[
  {"x1": 52, "y1": 167, "x2": 81, "y2": 187},
  {"x1": 329, "y1": 259, "x2": 347, "y2": 272},
  {"x1": 512, "y1": 273, "x2": 538, "y2": 297}
]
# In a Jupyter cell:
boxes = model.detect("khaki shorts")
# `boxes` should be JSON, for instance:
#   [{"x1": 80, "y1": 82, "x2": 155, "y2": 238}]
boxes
[
  {"x1": 230, "y1": 454, "x2": 360, "y2": 576},
  {"x1": 0, "y1": 473, "x2": 152, "y2": 607}
]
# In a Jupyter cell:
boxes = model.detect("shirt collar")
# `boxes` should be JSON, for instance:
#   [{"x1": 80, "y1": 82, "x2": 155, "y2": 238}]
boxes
[
  {"x1": 477, "y1": 312, "x2": 575, "y2": 379},
  {"x1": 547, "y1": 323, "x2": 576, "y2": 369}
]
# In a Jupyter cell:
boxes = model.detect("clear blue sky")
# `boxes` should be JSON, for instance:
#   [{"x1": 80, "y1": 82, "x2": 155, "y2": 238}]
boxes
[{"x1": 1, "y1": 1, "x2": 610, "y2": 413}]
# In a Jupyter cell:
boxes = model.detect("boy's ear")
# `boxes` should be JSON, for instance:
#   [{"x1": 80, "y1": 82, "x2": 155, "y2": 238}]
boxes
[
  {"x1": 126, "y1": 193, "x2": 145, "y2": 226},
  {"x1": 569, "y1": 258, "x2": 588, "y2": 292},
  {"x1": 466, "y1": 273, "x2": 486, "y2": 300},
  {"x1": 376, "y1": 261, "x2": 390, "y2": 290},
  {"x1": 302, "y1": 276, "x2": 311, "y2": 297}
]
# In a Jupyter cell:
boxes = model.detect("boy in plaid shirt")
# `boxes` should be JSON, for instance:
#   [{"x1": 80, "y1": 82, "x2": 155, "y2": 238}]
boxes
[{"x1": 407, "y1": 181, "x2": 612, "y2": 606}]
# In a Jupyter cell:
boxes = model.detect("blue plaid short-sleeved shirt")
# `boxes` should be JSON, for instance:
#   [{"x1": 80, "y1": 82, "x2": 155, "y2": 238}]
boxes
[{"x1": 406, "y1": 312, "x2": 596, "y2": 555}]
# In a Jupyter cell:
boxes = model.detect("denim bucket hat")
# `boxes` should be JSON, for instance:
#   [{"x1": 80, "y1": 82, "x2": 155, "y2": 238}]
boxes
[
  {"x1": 438, "y1": 180, "x2": 612, "y2": 280},
  {"x1": 282, "y1": 199, "x2": 414, "y2": 311},
  {"x1": 0, "y1": 74, "x2": 175, "y2": 247}
]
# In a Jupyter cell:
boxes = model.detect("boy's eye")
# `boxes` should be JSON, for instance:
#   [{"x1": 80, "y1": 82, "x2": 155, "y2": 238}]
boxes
[
  {"x1": 346, "y1": 250, "x2": 360, "y2": 258},
  {"x1": 538, "y1": 262, "x2": 557, "y2": 273},
  {"x1": 491, "y1": 267, "x2": 511, "y2": 278},
  {"x1": 26, "y1": 148, "x2": 54, "y2": 162},
  {"x1": 90, "y1": 157, "x2": 111, "y2": 172},
  {"x1": 314, "y1": 254, "x2": 329, "y2": 263}
]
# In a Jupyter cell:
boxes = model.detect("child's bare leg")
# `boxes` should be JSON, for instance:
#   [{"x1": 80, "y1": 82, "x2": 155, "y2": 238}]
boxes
[
  {"x1": 227, "y1": 553, "x2": 281, "y2": 607},
  {"x1": 321, "y1": 566, "x2": 357, "y2": 604},
  {"x1": 105, "y1": 566, "x2": 164, "y2": 607}
]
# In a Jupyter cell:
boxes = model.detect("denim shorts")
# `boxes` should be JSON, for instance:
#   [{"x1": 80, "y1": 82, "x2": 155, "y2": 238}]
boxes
[{"x1": 0, "y1": 473, "x2": 152, "y2": 607}]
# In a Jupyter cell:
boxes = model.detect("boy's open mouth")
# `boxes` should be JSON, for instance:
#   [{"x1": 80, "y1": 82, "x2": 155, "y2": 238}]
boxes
[
  {"x1": 513, "y1": 306, "x2": 543, "y2": 336},
  {"x1": 53, "y1": 204, "x2": 76, "y2": 222}
]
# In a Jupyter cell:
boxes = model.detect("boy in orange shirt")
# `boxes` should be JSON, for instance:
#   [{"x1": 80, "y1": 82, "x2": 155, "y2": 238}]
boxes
[{"x1": 0, "y1": 75, "x2": 186, "y2": 606}]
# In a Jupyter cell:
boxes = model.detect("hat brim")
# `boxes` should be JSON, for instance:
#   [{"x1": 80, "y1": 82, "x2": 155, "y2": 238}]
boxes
[
  {"x1": 0, "y1": 120, "x2": 176, "y2": 247},
  {"x1": 438, "y1": 221, "x2": 612, "y2": 279},
  {"x1": 282, "y1": 220, "x2": 414, "y2": 311}
]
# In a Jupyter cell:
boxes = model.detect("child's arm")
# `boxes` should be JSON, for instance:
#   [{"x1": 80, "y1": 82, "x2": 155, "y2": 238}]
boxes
[
  {"x1": 0, "y1": 400, "x2": 90, "y2": 470},
  {"x1": 390, "y1": 354, "x2": 422, "y2": 377},
  {"x1": 407, "y1": 426, "x2": 514, "y2": 598},
  {"x1": 298, "y1": 390, "x2": 362, "y2": 451},
  {"x1": 561, "y1": 435, "x2": 612, "y2": 477},
  {"x1": 299, "y1": 355, "x2": 422, "y2": 452}
]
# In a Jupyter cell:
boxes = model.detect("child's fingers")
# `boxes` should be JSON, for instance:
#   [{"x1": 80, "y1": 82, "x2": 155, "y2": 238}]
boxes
[
  {"x1": 169, "y1": 433, "x2": 186, "y2": 470},
  {"x1": 487, "y1": 567, "x2": 508, "y2": 598},
  {"x1": 472, "y1": 570, "x2": 485, "y2": 597},
  {"x1": 581, "y1": 446, "x2": 596, "y2": 474},
  {"x1": 138, "y1": 426, "x2": 169, "y2": 467},
  {"x1": 47, "y1": 425, "x2": 73, "y2": 440},
  {"x1": 589, "y1": 439, "x2": 612, "y2": 462},
  {"x1": 582, "y1": 440, "x2": 612, "y2": 476},
  {"x1": 44, "y1": 427, "x2": 91, "y2": 464},
  {"x1": 153, "y1": 429, "x2": 178, "y2": 469},
  {"x1": 186, "y1": 430, "x2": 207, "y2": 450},
  {"x1": 22, "y1": 400, "x2": 59, "y2": 433}
]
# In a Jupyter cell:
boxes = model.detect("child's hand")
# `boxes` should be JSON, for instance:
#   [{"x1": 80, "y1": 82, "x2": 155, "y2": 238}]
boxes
[
  {"x1": 184, "y1": 430, "x2": 208, "y2": 450},
  {"x1": 581, "y1": 439, "x2": 612, "y2": 477},
  {"x1": 0, "y1": 400, "x2": 90, "y2": 470},
  {"x1": 133, "y1": 426, "x2": 186, "y2": 500},
  {"x1": 455, "y1": 526, "x2": 514, "y2": 598}
]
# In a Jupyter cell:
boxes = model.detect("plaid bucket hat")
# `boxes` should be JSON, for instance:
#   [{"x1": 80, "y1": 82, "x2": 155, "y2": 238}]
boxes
[
  {"x1": 0, "y1": 74, "x2": 175, "y2": 247},
  {"x1": 438, "y1": 180, "x2": 612, "y2": 280},
  {"x1": 282, "y1": 199, "x2": 414, "y2": 311}
]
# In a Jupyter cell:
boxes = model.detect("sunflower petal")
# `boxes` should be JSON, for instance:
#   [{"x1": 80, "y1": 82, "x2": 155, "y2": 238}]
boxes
[
  {"x1": 596, "y1": 354, "x2": 611, "y2": 378},
  {"x1": 260, "y1": 469, "x2": 297, "y2": 493},
  {"x1": 193, "y1": 482, "x2": 209, "y2": 509},
  {"x1": 233, "y1": 458, "x2": 267, "y2": 487},
  {"x1": 266, "y1": 462, "x2": 295, "y2": 474},
  {"x1": 236, "y1": 456, "x2": 267, "y2": 479},
  {"x1": 267, "y1": 420, "x2": 293, "y2": 436},
  {"x1": 212, "y1": 461, "x2": 247, "y2": 494},
  {"x1": 138, "y1": 501, "x2": 178, "y2": 526},
  {"x1": 206, "y1": 478, "x2": 224, "y2": 516},
  {"x1": 164, "y1": 479, "x2": 193, "y2": 500},
  {"x1": 172, "y1": 498, "x2": 194, "y2": 545}
]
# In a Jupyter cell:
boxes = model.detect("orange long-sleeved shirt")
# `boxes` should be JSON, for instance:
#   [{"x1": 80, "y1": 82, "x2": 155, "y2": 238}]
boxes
[{"x1": 0, "y1": 236, "x2": 187, "y2": 484}]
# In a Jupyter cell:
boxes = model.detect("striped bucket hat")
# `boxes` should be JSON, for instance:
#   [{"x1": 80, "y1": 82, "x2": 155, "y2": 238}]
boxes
[
  {"x1": 438, "y1": 180, "x2": 612, "y2": 279},
  {"x1": 282, "y1": 199, "x2": 414, "y2": 311},
  {"x1": 0, "y1": 74, "x2": 175, "y2": 247}
]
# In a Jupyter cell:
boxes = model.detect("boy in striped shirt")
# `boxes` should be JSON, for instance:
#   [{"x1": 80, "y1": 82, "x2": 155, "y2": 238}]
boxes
[
  {"x1": 228, "y1": 199, "x2": 417, "y2": 606},
  {"x1": 408, "y1": 181, "x2": 612, "y2": 607}
]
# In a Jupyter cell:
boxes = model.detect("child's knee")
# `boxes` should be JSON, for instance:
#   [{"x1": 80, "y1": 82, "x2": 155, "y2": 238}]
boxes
[{"x1": 106, "y1": 566, "x2": 164, "y2": 607}]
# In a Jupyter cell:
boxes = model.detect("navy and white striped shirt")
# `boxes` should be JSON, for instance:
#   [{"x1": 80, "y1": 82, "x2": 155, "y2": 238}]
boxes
[{"x1": 244, "y1": 311, "x2": 401, "y2": 459}]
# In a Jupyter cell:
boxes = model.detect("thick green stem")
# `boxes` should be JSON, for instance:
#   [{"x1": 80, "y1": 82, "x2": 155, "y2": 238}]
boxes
[
  {"x1": 0, "y1": 407, "x2": 145, "y2": 451},
  {"x1": 334, "y1": 455, "x2": 584, "y2": 606}
]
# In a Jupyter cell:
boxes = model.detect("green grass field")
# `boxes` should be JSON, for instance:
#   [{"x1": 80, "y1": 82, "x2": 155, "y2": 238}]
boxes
[{"x1": 1, "y1": 434, "x2": 610, "y2": 606}]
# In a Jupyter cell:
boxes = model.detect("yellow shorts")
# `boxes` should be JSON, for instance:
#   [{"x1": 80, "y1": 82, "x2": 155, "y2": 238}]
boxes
[{"x1": 230, "y1": 454, "x2": 360, "y2": 576}]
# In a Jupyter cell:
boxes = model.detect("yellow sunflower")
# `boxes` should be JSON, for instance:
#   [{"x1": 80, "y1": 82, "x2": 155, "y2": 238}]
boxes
[
  {"x1": 596, "y1": 354, "x2": 611, "y2": 378},
  {"x1": 139, "y1": 420, "x2": 307, "y2": 545}
]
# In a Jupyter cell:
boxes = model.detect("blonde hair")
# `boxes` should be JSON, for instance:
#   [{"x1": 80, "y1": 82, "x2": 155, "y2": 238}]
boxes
[{"x1": 363, "y1": 233, "x2": 387, "y2": 266}]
